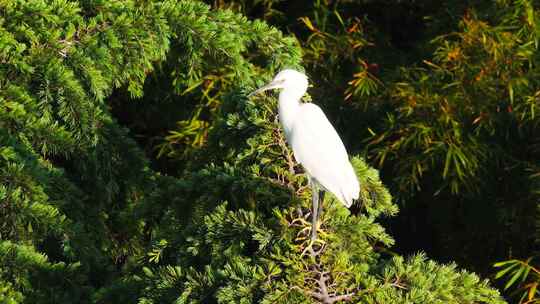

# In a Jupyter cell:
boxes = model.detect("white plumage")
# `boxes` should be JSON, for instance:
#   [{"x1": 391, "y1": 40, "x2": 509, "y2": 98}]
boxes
[
  {"x1": 249, "y1": 69, "x2": 359, "y2": 240},
  {"x1": 289, "y1": 103, "x2": 359, "y2": 207}
]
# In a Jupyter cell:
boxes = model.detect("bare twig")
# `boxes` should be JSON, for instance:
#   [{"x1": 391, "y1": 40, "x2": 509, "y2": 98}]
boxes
[{"x1": 306, "y1": 269, "x2": 355, "y2": 303}]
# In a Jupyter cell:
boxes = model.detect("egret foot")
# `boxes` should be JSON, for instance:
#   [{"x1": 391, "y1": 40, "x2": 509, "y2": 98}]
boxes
[
  {"x1": 293, "y1": 212, "x2": 322, "y2": 243},
  {"x1": 301, "y1": 238, "x2": 326, "y2": 258},
  {"x1": 291, "y1": 217, "x2": 310, "y2": 227}
]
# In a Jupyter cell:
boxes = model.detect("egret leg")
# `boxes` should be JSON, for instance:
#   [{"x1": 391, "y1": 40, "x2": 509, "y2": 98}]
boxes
[
  {"x1": 310, "y1": 183, "x2": 319, "y2": 242},
  {"x1": 318, "y1": 190, "x2": 325, "y2": 219}
]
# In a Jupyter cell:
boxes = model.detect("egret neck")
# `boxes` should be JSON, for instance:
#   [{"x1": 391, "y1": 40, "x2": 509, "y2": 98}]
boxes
[{"x1": 278, "y1": 86, "x2": 305, "y2": 138}]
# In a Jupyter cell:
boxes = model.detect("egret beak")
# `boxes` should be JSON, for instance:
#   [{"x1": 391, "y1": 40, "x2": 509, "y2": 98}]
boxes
[{"x1": 248, "y1": 79, "x2": 284, "y2": 97}]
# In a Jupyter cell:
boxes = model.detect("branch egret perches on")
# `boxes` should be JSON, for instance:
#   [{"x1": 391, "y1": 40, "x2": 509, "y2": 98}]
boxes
[{"x1": 249, "y1": 69, "x2": 359, "y2": 242}]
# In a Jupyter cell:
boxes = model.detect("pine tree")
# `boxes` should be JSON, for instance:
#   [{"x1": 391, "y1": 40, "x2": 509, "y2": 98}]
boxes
[
  {"x1": 1, "y1": 0, "x2": 508, "y2": 303},
  {"x1": 1, "y1": 0, "x2": 170, "y2": 301}
]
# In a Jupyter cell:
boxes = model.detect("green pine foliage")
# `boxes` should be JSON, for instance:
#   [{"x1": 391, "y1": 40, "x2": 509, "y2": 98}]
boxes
[
  {"x1": 0, "y1": 0, "x2": 515, "y2": 303},
  {"x1": 1, "y1": 0, "x2": 171, "y2": 300},
  {"x1": 0, "y1": 241, "x2": 88, "y2": 303}
]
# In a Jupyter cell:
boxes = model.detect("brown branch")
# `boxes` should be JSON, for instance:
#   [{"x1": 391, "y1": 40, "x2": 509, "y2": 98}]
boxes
[{"x1": 306, "y1": 268, "x2": 355, "y2": 303}]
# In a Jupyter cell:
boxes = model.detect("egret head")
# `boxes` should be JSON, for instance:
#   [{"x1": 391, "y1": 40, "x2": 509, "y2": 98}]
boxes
[{"x1": 249, "y1": 69, "x2": 308, "y2": 97}]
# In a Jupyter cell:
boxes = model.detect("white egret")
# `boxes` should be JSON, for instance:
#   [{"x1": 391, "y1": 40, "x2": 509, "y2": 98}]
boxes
[{"x1": 249, "y1": 69, "x2": 359, "y2": 242}]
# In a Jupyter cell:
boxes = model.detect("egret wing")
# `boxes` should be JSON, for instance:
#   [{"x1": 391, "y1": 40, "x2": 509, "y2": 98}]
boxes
[{"x1": 289, "y1": 103, "x2": 359, "y2": 207}]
